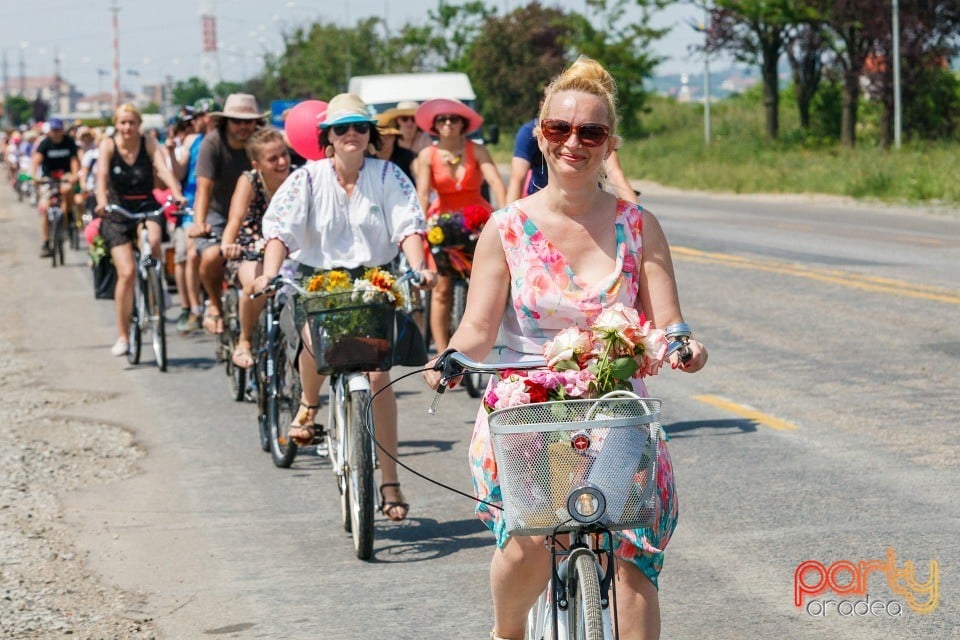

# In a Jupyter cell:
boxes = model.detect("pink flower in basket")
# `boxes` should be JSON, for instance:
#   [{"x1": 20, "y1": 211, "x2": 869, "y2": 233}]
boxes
[{"x1": 483, "y1": 305, "x2": 668, "y2": 412}]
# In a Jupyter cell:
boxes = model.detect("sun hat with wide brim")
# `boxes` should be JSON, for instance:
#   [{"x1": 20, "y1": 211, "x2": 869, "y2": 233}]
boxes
[
  {"x1": 210, "y1": 93, "x2": 268, "y2": 120},
  {"x1": 415, "y1": 98, "x2": 483, "y2": 135},
  {"x1": 319, "y1": 93, "x2": 378, "y2": 130},
  {"x1": 377, "y1": 100, "x2": 419, "y2": 127}
]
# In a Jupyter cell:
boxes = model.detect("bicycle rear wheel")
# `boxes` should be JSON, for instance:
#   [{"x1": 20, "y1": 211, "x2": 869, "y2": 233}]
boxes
[
  {"x1": 267, "y1": 344, "x2": 299, "y2": 467},
  {"x1": 567, "y1": 554, "x2": 605, "y2": 640},
  {"x1": 147, "y1": 267, "x2": 167, "y2": 372},
  {"x1": 127, "y1": 276, "x2": 143, "y2": 365},
  {"x1": 346, "y1": 389, "x2": 374, "y2": 560}
]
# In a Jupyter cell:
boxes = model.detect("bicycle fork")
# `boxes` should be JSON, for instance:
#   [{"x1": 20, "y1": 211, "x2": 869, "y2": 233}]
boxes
[{"x1": 549, "y1": 539, "x2": 617, "y2": 639}]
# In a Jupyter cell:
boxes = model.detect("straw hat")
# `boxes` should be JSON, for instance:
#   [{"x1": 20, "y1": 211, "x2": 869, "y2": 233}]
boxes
[
  {"x1": 415, "y1": 98, "x2": 483, "y2": 135},
  {"x1": 210, "y1": 93, "x2": 268, "y2": 120},
  {"x1": 377, "y1": 100, "x2": 419, "y2": 127}
]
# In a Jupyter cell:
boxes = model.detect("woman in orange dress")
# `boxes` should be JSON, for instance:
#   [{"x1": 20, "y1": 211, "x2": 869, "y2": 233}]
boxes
[{"x1": 415, "y1": 98, "x2": 506, "y2": 352}]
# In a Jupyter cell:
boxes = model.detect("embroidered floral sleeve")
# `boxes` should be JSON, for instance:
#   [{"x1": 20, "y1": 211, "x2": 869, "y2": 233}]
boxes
[{"x1": 262, "y1": 165, "x2": 311, "y2": 255}]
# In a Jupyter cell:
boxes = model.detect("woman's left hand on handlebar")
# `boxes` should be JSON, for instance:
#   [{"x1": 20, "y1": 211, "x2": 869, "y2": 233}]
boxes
[
  {"x1": 670, "y1": 339, "x2": 707, "y2": 373},
  {"x1": 220, "y1": 242, "x2": 241, "y2": 260}
]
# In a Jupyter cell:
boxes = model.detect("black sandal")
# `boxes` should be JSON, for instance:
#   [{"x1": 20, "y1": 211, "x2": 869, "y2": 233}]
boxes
[
  {"x1": 379, "y1": 482, "x2": 409, "y2": 522},
  {"x1": 289, "y1": 401, "x2": 318, "y2": 446}
]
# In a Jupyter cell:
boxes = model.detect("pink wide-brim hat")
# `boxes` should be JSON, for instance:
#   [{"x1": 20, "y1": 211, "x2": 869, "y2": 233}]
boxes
[{"x1": 415, "y1": 98, "x2": 483, "y2": 135}]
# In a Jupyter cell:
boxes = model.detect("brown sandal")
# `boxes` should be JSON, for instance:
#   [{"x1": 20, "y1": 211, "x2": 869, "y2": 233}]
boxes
[
  {"x1": 289, "y1": 401, "x2": 318, "y2": 446},
  {"x1": 379, "y1": 482, "x2": 409, "y2": 522}
]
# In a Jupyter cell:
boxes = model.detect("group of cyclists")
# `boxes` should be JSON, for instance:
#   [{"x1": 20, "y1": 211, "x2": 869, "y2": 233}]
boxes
[{"x1": 4, "y1": 55, "x2": 709, "y2": 639}]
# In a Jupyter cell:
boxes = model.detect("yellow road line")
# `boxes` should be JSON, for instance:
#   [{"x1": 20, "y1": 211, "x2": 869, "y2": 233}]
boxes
[
  {"x1": 693, "y1": 394, "x2": 799, "y2": 431},
  {"x1": 672, "y1": 246, "x2": 960, "y2": 305}
]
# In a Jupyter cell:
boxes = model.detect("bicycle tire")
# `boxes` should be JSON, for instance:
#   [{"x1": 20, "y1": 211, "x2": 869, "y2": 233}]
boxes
[
  {"x1": 254, "y1": 313, "x2": 270, "y2": 452},
  {"x1": 127, "y1": 277, "x2": 143, "y2": 365},
  {"x1": 223, "y1": 289, "x2": 246, "y2": 401},
  {"x1": 50, "y1": 216, "x2": 62, "y2": 268},
  {"x1": 346, "y1": 389, "x2": 375, "y2": 560},
  {"x1": 68, "y1": 213, "x2": 80, "y2": 250},
  {"x1": 327, "y1": 381, "x2": 351, "y2": 533},
  {"x1": 268, "y1": 344, "x2": 298, "y2": 467},
  {"x1": 148, "y1": 267, "x2": 167, "y2": 372},
  {"x1": 567, "y1": 554, "x2": 605, "y2": 640}
]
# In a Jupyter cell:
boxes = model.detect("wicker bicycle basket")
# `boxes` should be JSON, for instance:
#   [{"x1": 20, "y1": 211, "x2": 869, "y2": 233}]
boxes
[
  {"x1": 487, "y1": 395, "x2": 662, "y2": 536},
  {"x1": 299, "y1": 290, "x2": 395, "y2": 374}
]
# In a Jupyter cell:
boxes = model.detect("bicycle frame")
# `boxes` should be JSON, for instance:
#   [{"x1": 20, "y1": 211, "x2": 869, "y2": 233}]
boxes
[{"x1": 430, "y1": 348, "x2": 691, "y2": 640}]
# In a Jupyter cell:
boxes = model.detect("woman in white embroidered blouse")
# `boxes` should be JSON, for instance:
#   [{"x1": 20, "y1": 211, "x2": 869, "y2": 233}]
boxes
[{"x1": 258, "y1": 93, "x2": 437, "y2": 521}]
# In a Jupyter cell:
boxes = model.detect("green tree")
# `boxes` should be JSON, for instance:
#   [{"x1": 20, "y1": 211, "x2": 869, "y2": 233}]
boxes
[
  {"x1": 213, "y1": 81, "x2": 244, "y2": 101},
  {"x1": 427, "y1": 1, "x2": 498, "y2": 71},
  {"x1": 4, "y1": 95, "x2": 32, "y2": 126},
  {"x1": 261, "y1": 18, "x2": 394, "y2": 101},
  {"x1": 465, "y1": 2, "x2": 574, "y2": 128},
  {"x1": 172, "y1": 77, "x2": 213, "y2": 107},
  {"x1": 704, "y1": 0, "x2": 815, "y2": 140}
]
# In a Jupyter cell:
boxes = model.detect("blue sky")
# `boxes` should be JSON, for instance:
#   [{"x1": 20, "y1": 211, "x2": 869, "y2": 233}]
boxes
[{"x1": 2, "y1": 0, "x2": 706, "y2": 96}]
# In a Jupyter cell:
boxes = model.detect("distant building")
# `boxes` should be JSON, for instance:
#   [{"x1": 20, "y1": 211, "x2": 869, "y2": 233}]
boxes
[{"x1": 1, "y1": 75, "x2": 80, "y2": 115}]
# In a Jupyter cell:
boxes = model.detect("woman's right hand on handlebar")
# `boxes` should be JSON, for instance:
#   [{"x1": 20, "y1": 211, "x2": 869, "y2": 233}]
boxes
[
  {"x1": 422, "y1": 350, "x2": 459, "y2": 391},
  {"x1": 188, "y1": 221, "x2": 211, "y2": 238}
]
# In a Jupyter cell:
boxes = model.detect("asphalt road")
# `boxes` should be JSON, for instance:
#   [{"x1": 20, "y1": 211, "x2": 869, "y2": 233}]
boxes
[{"x1": 6, "y1": 185, "x2": 958, "y2": 639}]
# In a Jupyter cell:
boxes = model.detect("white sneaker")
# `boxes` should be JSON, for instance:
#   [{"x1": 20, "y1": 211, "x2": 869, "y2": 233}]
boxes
[{"x1": 111, "y1": 338, "x2": 129, "y2": 357}]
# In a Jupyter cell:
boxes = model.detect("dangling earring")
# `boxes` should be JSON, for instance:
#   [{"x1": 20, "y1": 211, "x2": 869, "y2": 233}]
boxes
[
  {"x1": 324, "y1": 145, "x2": 334, "y2": 158},
  {"x1": 367, "y1": 143, "x2": 377, "y2": 156}
]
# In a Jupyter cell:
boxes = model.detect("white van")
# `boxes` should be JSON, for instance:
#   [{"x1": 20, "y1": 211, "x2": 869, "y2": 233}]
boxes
[
  {"x1": 347, "y1": 72, "x2": 477, "y2": 115},
  {"x1": 347, "y1": 72, "x2": 497, "y2": 144}
]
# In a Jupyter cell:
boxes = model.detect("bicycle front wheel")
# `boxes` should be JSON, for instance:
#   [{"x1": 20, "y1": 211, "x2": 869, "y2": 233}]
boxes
[
  {"x1": 50, "y1": 219, "x2": 62, "y2": 268},
  {"x1": 567, "y1": 554, "x2": 605, "y2": 640},
  {"x1": 267, "y1": 344, "x2": 298, "y2": 467},
  {"x1": 127, "y1": 277, "x2": 143, "y2": 365},
  {"x1": 147, "y1": 267, "x2": 167, "y2": 372},
  {"x1": 346, "y1": 389, "x2": 375, "y2": 560}
]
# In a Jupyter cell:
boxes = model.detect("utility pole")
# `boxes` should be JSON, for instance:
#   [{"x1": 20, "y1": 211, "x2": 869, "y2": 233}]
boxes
[
  {"x1": 111, "y1": 0, "x2": 120, "y2": 110},
  {"x1": 53, "y1": 47, "x2": 61, "y2": 117},
  {"x1": 19, "y1": 47, "x2": 25, "y2": 96},
  {"x1": 1, "y1": 50, "x2": 9, "y2": 128},
  {"x1": 892, "y1": 0, "x2": 902, "y2": 149}
]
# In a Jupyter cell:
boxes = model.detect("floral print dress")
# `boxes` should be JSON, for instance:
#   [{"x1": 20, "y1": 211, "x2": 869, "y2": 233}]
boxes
[{"x1": 470, "y1": 200, "x2": 679, "y2": 589}]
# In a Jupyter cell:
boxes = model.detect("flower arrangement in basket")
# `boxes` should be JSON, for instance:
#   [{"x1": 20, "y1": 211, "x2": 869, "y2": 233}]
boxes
[
  {"x1": 426, "y1": 204, "x2": 491, "y2": 276},
  {"x1": 483, "y1": 303, "x2": 668, "y2": 412},
  {"x1": 485, "y1": 303, "x2": 668, "y2": 531},
  {"x1": 301, "y1": 267, "x2": 405, "y2": 373}
]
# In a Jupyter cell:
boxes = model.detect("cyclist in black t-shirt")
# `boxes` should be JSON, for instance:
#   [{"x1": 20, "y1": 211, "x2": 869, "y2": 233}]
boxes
[{"x1": 31, "y1": 118, "x2": 80, "y2": 257}]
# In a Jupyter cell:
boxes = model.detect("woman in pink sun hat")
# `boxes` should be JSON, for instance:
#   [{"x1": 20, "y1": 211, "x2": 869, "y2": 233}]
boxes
[{"x1": 415, "y1": 98, "x2": 506, "y2": 354}]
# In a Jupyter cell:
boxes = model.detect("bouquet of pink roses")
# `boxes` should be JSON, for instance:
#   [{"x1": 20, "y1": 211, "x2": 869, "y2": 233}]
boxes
[{"x1": 483, "y1": 303, "x2": 668, "y2": 413}]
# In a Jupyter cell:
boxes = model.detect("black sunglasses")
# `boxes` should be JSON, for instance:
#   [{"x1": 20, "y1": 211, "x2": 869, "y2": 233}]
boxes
[
  {"x1": 331, "y1": 122, "x2": 371, "y2": 136},
  {"x1": 228, "y1": 117, "x2": 257, "y2": 125},
  {"x1": 540, "y1": 118, "x2": 610, "y2": 148},
  {"x1": 434, "y1": 115, "x2": 463, "y2": 126}
]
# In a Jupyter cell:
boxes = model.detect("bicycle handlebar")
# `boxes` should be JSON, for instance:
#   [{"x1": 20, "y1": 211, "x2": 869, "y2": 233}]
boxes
[
  {"x1": 428, "y1": 349, "x2": 547, "y2": 415},
  {"x1": 250, "y1": 274, "x2": 305, "y2": 300},
  {"x1": 428, "y1": 323, "x2": 697, "y2": 414}
]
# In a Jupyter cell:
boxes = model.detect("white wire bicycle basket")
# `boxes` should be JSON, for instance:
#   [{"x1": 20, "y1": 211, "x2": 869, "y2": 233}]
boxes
[{"x1": 488, "y1": 392, "x2": 662, "y2": 536}]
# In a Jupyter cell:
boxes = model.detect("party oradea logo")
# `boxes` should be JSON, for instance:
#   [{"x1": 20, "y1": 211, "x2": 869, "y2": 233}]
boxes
[{"x1": 794, "y1": 548, "x2": 939, "y2": 617}]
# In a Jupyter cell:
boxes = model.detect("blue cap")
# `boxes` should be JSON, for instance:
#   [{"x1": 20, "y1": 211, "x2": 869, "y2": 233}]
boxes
[{"x1": 48, "y1": 118, "x2": 64, "y2": 130}]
